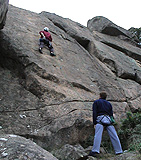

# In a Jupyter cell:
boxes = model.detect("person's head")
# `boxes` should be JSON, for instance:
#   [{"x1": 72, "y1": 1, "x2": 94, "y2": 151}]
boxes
[
  {"x1": 44, "y1": 27, "x2": 49, "y2": 32},
  {"x1": 100, "y1": 91, "x2": 107, "y2": 99}
]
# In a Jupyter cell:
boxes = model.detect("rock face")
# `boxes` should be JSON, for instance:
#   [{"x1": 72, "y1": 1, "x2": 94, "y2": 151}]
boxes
[
  {"x1": 0, "y1": 4, "x2": 141, "y2": 159},
  {"x1": 0, "y1": 0, "x2": 9, "y2": 29}
]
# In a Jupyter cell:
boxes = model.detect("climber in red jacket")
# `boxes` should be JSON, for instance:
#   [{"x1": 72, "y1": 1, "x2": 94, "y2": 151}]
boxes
[{"x1": 39, "y1": 27, "x2": 55, "y2": 56}]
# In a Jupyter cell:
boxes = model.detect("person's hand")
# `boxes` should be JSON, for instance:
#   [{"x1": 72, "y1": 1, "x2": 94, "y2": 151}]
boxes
[{"x1": 43, "y1": 36, "x2": 46, "y2": 40}]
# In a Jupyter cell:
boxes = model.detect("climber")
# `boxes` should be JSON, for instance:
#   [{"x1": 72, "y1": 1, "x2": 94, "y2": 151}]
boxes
[
  {"x1": 38, "y1": 27, "x2": 55, "y2": 56},
  {"x1": 89, "y1": 91, "x2": 123, "y2": 158}
]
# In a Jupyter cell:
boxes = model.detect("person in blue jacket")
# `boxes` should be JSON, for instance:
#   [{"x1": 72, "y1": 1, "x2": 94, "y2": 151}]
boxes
[{"x1": 89, "y1": 91, "x2": 123, "y2": 157}]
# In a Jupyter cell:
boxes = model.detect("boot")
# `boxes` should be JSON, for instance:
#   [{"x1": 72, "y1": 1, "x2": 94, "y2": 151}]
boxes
[
  {"x1": 39, "y1": 48, "x2": 43, "y2": 54},
  {"x1": 88, "y1": 151, "x2": 99, "y2": 157},
  {"x1": 50, "y1": 52, "x2": 56, "y2": 56}
]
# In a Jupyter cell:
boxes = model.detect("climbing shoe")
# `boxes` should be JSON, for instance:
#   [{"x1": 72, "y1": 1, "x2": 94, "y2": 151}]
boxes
[
  {"x1": 50, "y1": 52, "x2": 56, "y2": 56},
  {"x1": 116, "y1": 152, "x2": 123, "y2": 155},
  {"x1": 39, "y1": 48, "x2": 43, "y2": 54},
  {"x1": 88, "y1": 151, "x2": 99, "y2": 157}
]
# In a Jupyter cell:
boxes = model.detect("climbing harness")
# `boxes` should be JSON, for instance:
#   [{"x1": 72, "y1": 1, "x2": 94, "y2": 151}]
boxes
[{"x1": 96, "y1": 115, "x2": 113, "y2": 127}]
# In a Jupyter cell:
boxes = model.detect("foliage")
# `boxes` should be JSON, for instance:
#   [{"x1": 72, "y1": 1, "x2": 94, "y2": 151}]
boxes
[
  {"x1": 118, "y1": 111, "x2": 141, "y2": 153},
  {"x1": 129, "y1": 27, "x2": 141, "y2": 43}
]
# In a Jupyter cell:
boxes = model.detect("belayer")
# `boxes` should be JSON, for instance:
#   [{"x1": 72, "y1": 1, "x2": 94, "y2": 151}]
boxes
[
  {"x1": 89, "y1": 91, "x2": 123, "y2": 157},
  {"x1": 38, "y1": 27, "x2": 55, "y2": 56}
]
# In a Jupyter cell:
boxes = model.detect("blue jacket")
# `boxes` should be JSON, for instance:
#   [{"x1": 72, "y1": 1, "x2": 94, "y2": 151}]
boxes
[{"x1": 93, "y1": 98, "x2": 113, "y2": 125}]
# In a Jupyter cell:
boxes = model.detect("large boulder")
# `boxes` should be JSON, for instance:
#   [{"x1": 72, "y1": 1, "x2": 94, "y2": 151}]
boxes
[
  {"x1": 0, "y1": 0, "x2": 9, "y2": 29},
  {"x1": 0, "y1": 134, "x2": 58, "y2": 159},
  {"x1": 87, "y1": 16, "x2": 132, "y2": 37},
  {"x1": 87, "y1": 16, "x2": 140, "y2": 46},
  {"x1": 0, "y1": 4, "x2": 140, "y2": 156}
]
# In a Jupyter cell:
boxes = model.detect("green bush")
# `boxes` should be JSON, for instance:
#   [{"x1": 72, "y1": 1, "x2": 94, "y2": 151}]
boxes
[
  {"x1": 118, "y1": 111, "x2": 141, "y2": 153},
  {"x1": 129, "y1": 27, "x2": 141, "y2": 43}
]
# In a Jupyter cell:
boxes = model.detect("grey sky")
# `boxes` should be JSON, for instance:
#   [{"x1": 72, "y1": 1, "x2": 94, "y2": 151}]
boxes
[{"x1": 9, "y1": 0, "x2": 140, "y2": 29}]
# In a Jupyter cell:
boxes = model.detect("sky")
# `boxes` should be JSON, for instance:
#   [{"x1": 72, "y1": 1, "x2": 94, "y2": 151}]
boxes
[{"x1": 9, "y1": 0, "x2": 140, "y2": 30}]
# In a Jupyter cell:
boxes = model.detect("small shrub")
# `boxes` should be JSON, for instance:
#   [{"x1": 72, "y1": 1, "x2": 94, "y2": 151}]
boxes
[{"x1": 118, "y1": 111, "x2": 141, "y2": 153}]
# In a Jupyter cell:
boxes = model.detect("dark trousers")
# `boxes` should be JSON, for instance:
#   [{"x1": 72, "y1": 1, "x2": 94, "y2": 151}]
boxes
[{"x1": 39, "y1": 38, "x2": 54, "y2": 53}]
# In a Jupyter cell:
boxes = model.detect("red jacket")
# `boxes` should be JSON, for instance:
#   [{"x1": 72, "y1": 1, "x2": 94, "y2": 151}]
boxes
[{"x1": 39, "y1": 31, "x2": 52, "y2": 42}]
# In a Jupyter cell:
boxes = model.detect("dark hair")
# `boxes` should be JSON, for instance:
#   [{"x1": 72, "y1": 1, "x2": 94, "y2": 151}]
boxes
[{"x1": 100, "y1": 92, "x2": 107, "y2": 99}]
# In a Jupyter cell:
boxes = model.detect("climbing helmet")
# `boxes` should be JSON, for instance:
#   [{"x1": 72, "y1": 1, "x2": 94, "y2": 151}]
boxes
[{"x1": 44, "y1": 27, "x2": 49, "y2": 32}]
